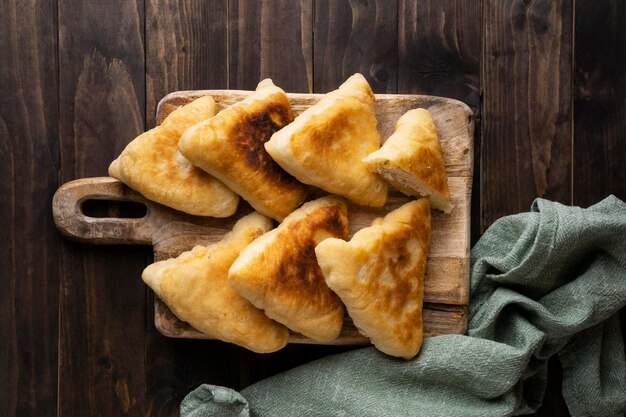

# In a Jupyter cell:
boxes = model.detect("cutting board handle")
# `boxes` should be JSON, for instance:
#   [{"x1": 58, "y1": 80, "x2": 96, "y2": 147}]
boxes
[{"x1": 52, "y1": 177, "x2": 156, "y2": 245}]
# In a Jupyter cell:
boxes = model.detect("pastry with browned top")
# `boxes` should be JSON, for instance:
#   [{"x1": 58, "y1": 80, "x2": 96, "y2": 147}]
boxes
[
  {"x1": 315, "y1": 199, "x2": 431, "y2": 359},
  {"x1": 363, "y1": 108, "x2": 451, "y2": 212},
  {"x1": 142, "y1": 212, "x2": 289, "y2": 353},
  {"x1": 228, "y1": 196, "x2": 349, "y2": 342},
  {"x1": 178, "y1": 79, "x2": 308, "y2": 221},
  {"x1": 265, "y1": 73, "x2": 387, "y2": 207},
  {"x1": 109, "y1": 95, "x2": 239, "y2": 217}
]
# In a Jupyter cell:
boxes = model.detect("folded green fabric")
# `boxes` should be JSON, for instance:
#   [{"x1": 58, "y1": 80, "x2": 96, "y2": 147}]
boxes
[{"x1": 181, "y1": 196, "x2": 626, "y2": 417}]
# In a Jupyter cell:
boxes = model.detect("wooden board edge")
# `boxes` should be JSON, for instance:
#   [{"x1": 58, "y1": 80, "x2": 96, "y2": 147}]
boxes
[
  {"x1": 154, "y1": 297, "x2": 468, "y2": 345},
  {"x1": 156, "y1": 89, "x2": 475, "y2": 132},
  {"x1": 158, "y1": 89, "x2": 474, "y2": 111}
]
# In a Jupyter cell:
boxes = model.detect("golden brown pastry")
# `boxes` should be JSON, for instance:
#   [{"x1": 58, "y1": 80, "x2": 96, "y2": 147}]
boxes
[
  {"x1": 228, "y1": 197, "x2": 349, "y2": 342},
  {"x1": 315, "y1": 199, "x2": 431, "y2": 359},
  {"x1": 363, "y1": 108, "x2": 451, "y2": 212},
  {"x1": 141, "y1": 212, "x2": 289, "y2": 353},
  {"x1": 108, "y1": 96, "x2": 239, "y2": 217},
  {"x1": 178, "y1": 79, "x2": 308, "y2": 221},
  {"x1": 265, "y1": 73, "x2": 387, "y2": 207}
]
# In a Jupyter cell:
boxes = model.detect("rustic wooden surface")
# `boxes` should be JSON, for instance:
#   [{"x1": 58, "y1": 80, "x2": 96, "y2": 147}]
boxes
[
  {"x1": 0, "y1": 1, "x2": 60, "y2": 416},
  {"x1": 56, "y1": 2, "x2": 149, "y2": 416},
  {"x1": 482, "y1": 0, "x2": 574, "y2": 230},
  {"x1": 2, "y1": 1, "x2": 626, "y2": 416}
]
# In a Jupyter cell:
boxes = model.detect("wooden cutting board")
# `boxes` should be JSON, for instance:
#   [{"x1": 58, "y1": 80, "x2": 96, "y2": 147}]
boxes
[{"x1": 53, "y1": 89, "x2": 474, "y2": 345}]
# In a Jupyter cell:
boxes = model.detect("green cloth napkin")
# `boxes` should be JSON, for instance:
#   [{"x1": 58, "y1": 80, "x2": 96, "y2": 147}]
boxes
[{"x1": 181, "y1": 196, "x2": 626, "y2": 417}]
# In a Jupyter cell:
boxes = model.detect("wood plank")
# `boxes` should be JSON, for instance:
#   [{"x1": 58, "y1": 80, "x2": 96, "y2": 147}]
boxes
[
  {"x1": 144, "y1": 3, "x2": 233, "y2": 414},
  {"x1": 573, "y1": 0, "x2": 626, "y2": 206},
  {"x1": 146, "y1": 0, "x2": 229, "y2": 127},
  {"x1": 228, "y1": 0, "x2": 313, "y2": 92},
  {"x1": 149, "y1": 0, "x2": 319, "y2": 405},
  {"x1": 57, "y1": 1, "x2": 148, "y2": 416},
  {"x1": 313, "y1": 0, "x2": 397, "y2": 93},
  {"x1": 155, "y1": 299, "x2": 467, "y2": 343},
  {"x1": 481, "y1": 0, "x2": 574, "y2": 231},
  {"x1": 0, "y1": 1, "x2": 59, "y2": 416},
  {"x1": 397, "y1": 0, "x2": 482, "y2": 244},
  {"x1": 220, "y1": 1, "x2": 318, "y2": 390},
  {"x1": 570, "y1": 3, "x2": 626, "y2": 415},
  {"x1": 398, "y1": 0, "x2": 480, "y2": 111},
  {"x1": 482, "y1": 2, "x2": 574, "y2": 416}
]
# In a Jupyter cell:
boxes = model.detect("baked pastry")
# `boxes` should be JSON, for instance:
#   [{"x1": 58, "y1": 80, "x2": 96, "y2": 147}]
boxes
[
  {"x1": 265, "y1": 73, "x2": 387, "y2": 207},
  {"x1": 178, "y1": 79, "x2": 308, "y2": 221},
  {"x1": 363, "y1": 108, "x2": 451, "y2": 212},
  {"x1": 228, "y1": 197, "x2": 349, "y2": 342},
  {"x1": 315, "y1": 199, "x2": 431, "y2": 359},
  {"x1": 141, "y1": 212, "x2": 289, "y2": 353},
  {"x1": 108, "y1": 96, "x2": 239, "y2": 217}
]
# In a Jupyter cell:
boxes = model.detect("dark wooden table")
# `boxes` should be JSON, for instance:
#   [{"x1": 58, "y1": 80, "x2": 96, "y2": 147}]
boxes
[{"x1": 2, "y1": 1, "x2": 624, "y2": 416}]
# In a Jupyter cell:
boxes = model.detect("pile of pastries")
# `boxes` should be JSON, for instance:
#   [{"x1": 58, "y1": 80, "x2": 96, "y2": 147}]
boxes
[{"x1": 109, "y1": 73, "x2": 450, "y2": 359}]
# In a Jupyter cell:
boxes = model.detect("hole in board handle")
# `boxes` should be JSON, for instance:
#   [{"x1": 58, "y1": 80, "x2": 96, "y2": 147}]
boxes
[{"x1": 81, "y1": 199, "x2": 147, "y2": 219}]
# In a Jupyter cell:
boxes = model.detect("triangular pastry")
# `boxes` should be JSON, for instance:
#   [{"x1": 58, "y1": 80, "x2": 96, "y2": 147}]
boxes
[
  {"x1": 178, "y1": 79, "x2": 308, "y2": 221},
  {"x1": 142, "y1": 212, "x2": 289, "y2": 353},
  {"x1": 228, "y1": 197, "x2": 349, "y2": 342},
  {"x1": 363, "y1": 108, "x2": 451, "y2": 212},
  {"x1": 109, "y1": 96, "x2": 239, "y2": 217},
  {"x1": 315, "y1": 199, "x2": 431, "y2": 359},
  {"x1": 265, "y1": 73, "x2": 387, "y2": 207}
]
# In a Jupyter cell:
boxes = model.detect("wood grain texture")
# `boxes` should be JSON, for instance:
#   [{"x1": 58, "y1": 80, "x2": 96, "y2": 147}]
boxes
[
  {"x1": 146, "y1": 0, "x2": 228, "y2": 127},
  {"x1": 57, "y1": 1, "x2": 148, "y2": 416},
  {"x1": 155, "y1": 298, "x2": 467, "y2": 343},
  {"x1": 573, "y1": 0, "x2": 626, "y2": 206},
  {"x1": 481, "y1": 0, "x2": 574, "y2": 231},
  {"x1": 571, "y1": 4, "x2": 626, "y2": 415},
  {"x1": 3, "y1": 1, "x2": 615, "y2": 416},
  {"x1": 224, "y1": 2, "x2": 344, "y2": 390},
  {"x1": 397, "y1": 0, "x2": 482, "y2": 245},
  {"x1": 313, "y1": 0, "x2": 397, "y2": 93},
  {"x1": 0, "y1": 1, "x2": 59, "y2": 415},
  {"x1": 143, "y1": 2, "x2": 319, "y2": 408},
  {"x1": 228, "y1": 0, "x2": 313, "y2": 92},
  {"x1": 225, "y1": 1, "x2": 318, "y2": 393},
  {"x1": 398, "y1": 0, "x2": 480, "y2": 111},
  {"x1": 144, "y1": 0, "x2": 231, "y2": 402},
  {"x1": 144, "y1": 4, "x2": 233, "y2": 414},
  {"x1": 52, "y1": 90, "x2": 473, "y2": 345},
  {"x1": 481, "y1": 2, "x2": 574, "y2": 416}
]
